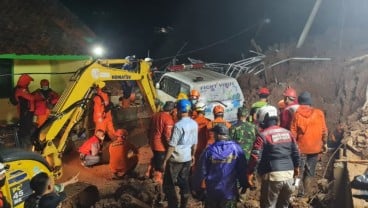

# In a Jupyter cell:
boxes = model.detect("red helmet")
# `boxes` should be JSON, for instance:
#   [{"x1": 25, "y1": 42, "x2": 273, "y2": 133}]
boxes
[
  {"x1": 213, "y1": 105, "x2": 224, "y2": 115},
  {"x1": 40, "y1": 79, "x2": 49, "y2": 87},
  {"x1": 258, "y1": 87, "x2": 270, "y2": 95},
  {"x1": 283, "y1": 87, "x2": 297, "y2": 99}
]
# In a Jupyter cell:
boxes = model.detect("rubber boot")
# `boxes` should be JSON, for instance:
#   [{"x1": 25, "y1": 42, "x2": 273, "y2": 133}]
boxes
[
  {"x1": 166, "y1": 190, "x2": 178, "y2": 208},
  {"x1": 304, "y1": 176, "x2": 313, "y2": 196},
  {"x1": 180, "y1": 194, "x2": 189, "y2": 208}
]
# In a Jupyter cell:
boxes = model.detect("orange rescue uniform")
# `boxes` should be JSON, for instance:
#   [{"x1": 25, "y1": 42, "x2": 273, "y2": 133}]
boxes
[
  {"x1": 109, "y1": 136, "x2": 138, "y2": 175},
  {"x1": 148, "y1": 111, "x2": 174, "y2": 152},
  {"x1": 206, "y1": 117, "x2": 231, "y2": 145},
  {"x1": 194, "y1": 114, "x2": 210, "y2": 165},
  {"x1": 93, "y1": 89, "x2": 115, "y2": 139},
  {"x1": 290, "y1": 105, "x2": 328, "y2": 154},
  {"x1": 32, "y1": 89, "x2": 59, "y2": 127}
]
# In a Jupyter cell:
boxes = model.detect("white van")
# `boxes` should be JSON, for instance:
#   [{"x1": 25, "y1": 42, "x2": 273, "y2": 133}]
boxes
[{"x1": 156, "y1": 69, "x2": 244, "y2": 122}]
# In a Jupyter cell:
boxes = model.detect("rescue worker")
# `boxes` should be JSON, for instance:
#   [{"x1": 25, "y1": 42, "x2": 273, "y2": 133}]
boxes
[
  {"x1": 229, "y1": 107, "x2": 256, "y2": 159},
  {"x1": 193, "y1": 102, "x2": 210, "y2": 167},
  {"x1": 194, "y1": 124, "x2": 247, "y2": 208},
  {"x1": 109, "y1": 129, "x2": 138, "y2": 179},
  {"x1": 14, "y1": 74, "x2": 35, "y2": 148},
  {"x1": 93, "y1": 81, "x2": 115, "y2": 139},
  {"x1": 172, "y1": 92, "x2": 189, "y2": 122},
  {"x1": 247, "y1": 105, "x2": 300, "y2": 208},
  {"x1": 120, "y1": 81, "x2": 135, "y2": 108},
  {"x1": 249, "y1": 87, "x2": 270, "y2": 123},
  {"x1": 163, "y1": 99, "x2": 198, "y2": 208},
  {"x1": 189, "y1": 89, "x2": 200, "y2": 119},
  {"x1": 328, "y1": 122, "x2": 344, "y2": 151},
  {"x1": 206, "y1": 105, "x2": 231, "y2": 145},
  {"x1": 290, "y1": 91, "x2": 328, "y2": 197},
  {"x1": 280, "y1": 87, "x2": 299, "y2": 130},
  {"x1": 32, "y1": 79, "x2": 59, "y2": 127},
  {"x1": 146, "y1": 101, "x2": 175, "y2": 179},
  {"x1": 79, "y1": 129, "x2": 105, "y2": 167},
  {"x1": 0, "y1": 163, "x2": 10, "y2": 208}
]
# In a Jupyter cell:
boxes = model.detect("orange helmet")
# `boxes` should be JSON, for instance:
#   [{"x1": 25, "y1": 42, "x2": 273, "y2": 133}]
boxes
[
  {"x1": 190, "y1": 89, "x2": 200, "y2": 98},
  {"x1": 258, "y1": 87, "x2": 270, "y2": 96},
  {"x1": 278, "y1": 99, "x2": 286, "y2": 109},
  {"x1": 283, "y1": 87, "x2": 297, "y2": 99},
  {"x1": 213, "y1": 105, "x2": 224, "y2": 115},
  {"x1": 40, "y1": 79, "x2": 49, "y2": 87}
]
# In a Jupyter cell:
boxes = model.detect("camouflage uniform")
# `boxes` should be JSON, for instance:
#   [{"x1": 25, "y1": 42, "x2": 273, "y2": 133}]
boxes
[{"x1": 230, "y1": 111, "x2": 256, "y2": 159}]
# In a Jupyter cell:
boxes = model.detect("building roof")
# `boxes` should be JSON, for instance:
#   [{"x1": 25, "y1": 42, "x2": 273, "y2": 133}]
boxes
[{"x1": 0, "y1": 0, "x2": 96, "y2": 55}]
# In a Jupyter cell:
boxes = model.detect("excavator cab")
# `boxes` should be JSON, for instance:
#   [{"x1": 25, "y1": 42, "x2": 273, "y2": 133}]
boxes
[{"x1": 0, "y1": 148, "x2": 52, "y2": 207}]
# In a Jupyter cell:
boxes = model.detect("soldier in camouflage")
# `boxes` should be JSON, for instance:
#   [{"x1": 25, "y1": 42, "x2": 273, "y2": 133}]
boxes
[{"x1": 229, "y1": 107, "x2": 256, "y2": 159}]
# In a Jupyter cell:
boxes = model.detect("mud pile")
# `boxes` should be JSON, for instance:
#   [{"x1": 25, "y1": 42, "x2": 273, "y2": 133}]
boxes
[
  {"x1": 239, "y1": 36, "x2": 368, "y2": 130},
  {"x1": 95, "y1": 176, "x2": 160, "y2": 208},
  {"x1": 344, "y1": 108, "x2": 368, "y2": 159}
]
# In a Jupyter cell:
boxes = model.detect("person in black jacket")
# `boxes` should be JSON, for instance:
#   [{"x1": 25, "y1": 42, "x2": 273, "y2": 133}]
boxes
[
  {"x1": 25, "y1": 172, "x2": 79, "y2": 208},
  {"x1": 247, "y1": 105, "x2": 300, "y2": 208}
]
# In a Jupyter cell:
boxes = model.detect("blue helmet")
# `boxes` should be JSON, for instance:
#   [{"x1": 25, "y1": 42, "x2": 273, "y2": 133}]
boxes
[{"x1": 177, "y1": 99, "x2": 191, "y2": 113}]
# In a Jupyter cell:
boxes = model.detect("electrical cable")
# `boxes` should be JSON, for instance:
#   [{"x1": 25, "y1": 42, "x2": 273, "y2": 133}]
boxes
[{"x1": 153, "y1": 20, "x2": 265, "y2": 62}]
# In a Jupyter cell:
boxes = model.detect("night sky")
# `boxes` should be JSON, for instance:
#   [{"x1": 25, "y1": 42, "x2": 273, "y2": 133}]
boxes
[{"x1": 60, "y1": 0, "x2": 368, "y2": 64}]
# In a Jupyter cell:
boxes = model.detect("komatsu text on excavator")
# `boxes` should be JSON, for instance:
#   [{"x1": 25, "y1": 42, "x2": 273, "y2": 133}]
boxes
[{"x1": 0, "y1": 59, "x2": 158, "y2": 207}]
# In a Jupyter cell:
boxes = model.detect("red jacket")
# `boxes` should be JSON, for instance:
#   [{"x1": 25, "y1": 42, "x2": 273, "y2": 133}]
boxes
[
  {"x1": 290, "y1": 105, "x2": 328, "y2": 154},
  {"x1": 280, "y1": 102, "x2": 299, "y2": 130},
  {"x1": 148, "y1": 111, "x2": 174, "y2": 152},
  {"x1": 32, "y1": 89, "x2": 59, "y2": 116},
  {"x1": 247, "y1": 125, "x2": 299, "y2": 175},
  {"x1": 15, "y1": 87, "x2": 35, "y2": 114},
  {"x1": 79, "y1": 136, "x2": 100, "y2": 155}
]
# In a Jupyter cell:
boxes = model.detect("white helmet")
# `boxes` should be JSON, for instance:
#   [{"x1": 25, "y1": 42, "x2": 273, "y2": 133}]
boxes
[
  {"x1": 195, "y1": 102, "x2": 207, "y2": 112},
  {"x1": 0, "y1": 163, "x2": 6, "y2": 175},
  {"x1": 257, "y1": 105, "x2": 278, "y2": 124},
  {"x1": 144, "y1": 57, "x2": 153, "y2": 62}
]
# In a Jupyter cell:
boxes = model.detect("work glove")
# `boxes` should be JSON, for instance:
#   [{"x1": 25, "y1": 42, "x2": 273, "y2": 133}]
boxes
[
  {"x1": 247, "y1": 173, "x2": 255, "y2": 188},
  {"x1": 293, "y1": 167, "x2": 300, "y2": 178}
]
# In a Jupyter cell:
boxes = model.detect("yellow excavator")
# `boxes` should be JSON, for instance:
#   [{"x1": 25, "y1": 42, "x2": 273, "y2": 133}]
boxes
[{"x1": 0, "y1": 59, "x2": 158, "y2": 207}]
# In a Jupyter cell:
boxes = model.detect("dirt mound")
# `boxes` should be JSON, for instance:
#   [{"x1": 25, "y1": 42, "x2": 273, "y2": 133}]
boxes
[{"x1": 239, "y1": 45, "x2": 368, "y2": 130}]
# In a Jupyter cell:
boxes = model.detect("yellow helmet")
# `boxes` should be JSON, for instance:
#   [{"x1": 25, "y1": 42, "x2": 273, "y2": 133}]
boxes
[{"x1": 177, "y1": 92, "x2": 188, "y2": 101}]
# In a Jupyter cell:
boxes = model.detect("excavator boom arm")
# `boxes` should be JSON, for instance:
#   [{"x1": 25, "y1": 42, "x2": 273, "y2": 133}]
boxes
[{"x1": 38, "y1": 59, "x2": 157, "y2": 179}]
